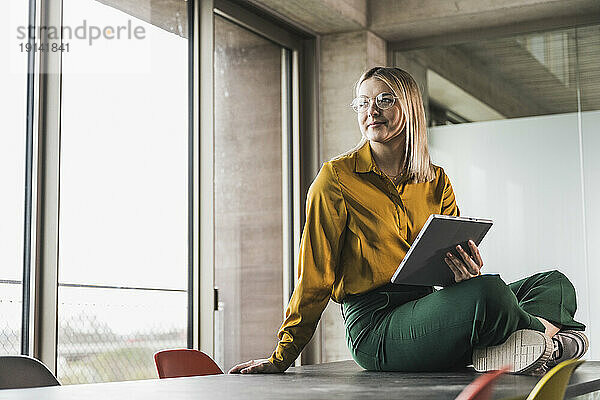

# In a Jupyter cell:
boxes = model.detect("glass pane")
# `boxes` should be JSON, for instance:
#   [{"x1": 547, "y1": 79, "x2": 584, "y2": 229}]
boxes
[
  {"x1": 413, "y1": 24, "x2": 600, "y2": 358},
  {"x1": 577, "y1": 25, "x2": 600, "y2": 112},
  {"x1": 582, "y1": 111, "x2": 600, "y2": 360},
  {"x1": 214, "y1": 15, "x2": 284, "y2": 371},
  {"x1": 58, "y1": 0, "x2": 188, "y2": 384},
  {"x1": 0, "y1": 0, "x2": 28, "y2": 355},
  {"x1": 428, "y1": 113, "x2": 591, "y2": 345},
  {"x1": 579, "y1": 23, "x2": 600, "y2": 355},
  {"x1": 394, "y1": 28, "x2": 580, "y2": 125}
]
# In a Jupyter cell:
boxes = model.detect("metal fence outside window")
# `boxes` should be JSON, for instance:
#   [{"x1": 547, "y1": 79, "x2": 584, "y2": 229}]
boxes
[{"x1": 0, "y1": 281, "x2": 187, "y2": 384}]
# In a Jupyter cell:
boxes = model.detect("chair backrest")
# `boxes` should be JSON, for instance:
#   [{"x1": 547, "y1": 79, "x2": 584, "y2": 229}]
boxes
[
  {"x1": 525, "y1": 359, "x2": 585, "y2": 400},
  {"x1": 456, "y1": 367, "x2": 509, "y2": 400},
  {"x1": 0, "y1": 356, "x2": 60, "y2": 389},
  {"x1": 154, "y1": 349, "x2": 223, "y2": 379}
]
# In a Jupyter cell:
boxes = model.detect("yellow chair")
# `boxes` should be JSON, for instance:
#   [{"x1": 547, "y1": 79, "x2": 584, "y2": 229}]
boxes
[{"x1": 502, "y1": 359, "x2": 585, "y2": 400}]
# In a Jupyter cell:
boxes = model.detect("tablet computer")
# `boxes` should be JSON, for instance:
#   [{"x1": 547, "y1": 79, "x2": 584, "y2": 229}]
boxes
[{"x1": 391, "y1": 214, "x2": 493, "y2": 287}]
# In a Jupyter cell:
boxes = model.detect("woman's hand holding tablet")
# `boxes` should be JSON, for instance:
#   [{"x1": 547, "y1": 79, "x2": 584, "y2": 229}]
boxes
[{"x1": 444, "y1": 240, "x2": 484, "y2": 283}]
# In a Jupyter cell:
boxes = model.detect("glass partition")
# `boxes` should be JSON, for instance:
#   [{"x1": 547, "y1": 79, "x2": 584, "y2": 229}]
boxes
[
  {"x1": 393, "y1": 26, "x2": 595, "y2": 125},
  {"x1": 392, "y1": 23, "x2": 600, "y2": 359}
]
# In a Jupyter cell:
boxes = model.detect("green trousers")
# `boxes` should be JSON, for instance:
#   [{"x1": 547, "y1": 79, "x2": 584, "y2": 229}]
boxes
[{"x1": 342, "y1": 271, "x2": 585, "y2": 371}]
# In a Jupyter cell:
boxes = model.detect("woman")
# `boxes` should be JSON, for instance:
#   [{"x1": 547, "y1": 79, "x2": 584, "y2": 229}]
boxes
[{"x1": 229, "y1": 67, "x2": 588, "y2": 375}]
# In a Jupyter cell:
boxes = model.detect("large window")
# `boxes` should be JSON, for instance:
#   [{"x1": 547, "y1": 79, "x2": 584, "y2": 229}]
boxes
[
  {"x1": 58, "y1": 0, "x2": 188, "y2": 383},
  {"x1": 0, "y1": 0, "x2": 29, "y2": 356},
  {"x1": 2, "y1": 0, "x2": 312, "y2": 380}
]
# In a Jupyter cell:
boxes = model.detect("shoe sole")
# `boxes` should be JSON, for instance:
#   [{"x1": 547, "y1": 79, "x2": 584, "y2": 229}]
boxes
[{"x1": 472, "y1": 330, "x2": 553, "y2": 374}]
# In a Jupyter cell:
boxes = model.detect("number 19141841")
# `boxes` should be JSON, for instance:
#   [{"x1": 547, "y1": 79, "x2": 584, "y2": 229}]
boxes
[{"x1": 19, "y1": 42, "x2": 70, "y2": 52}]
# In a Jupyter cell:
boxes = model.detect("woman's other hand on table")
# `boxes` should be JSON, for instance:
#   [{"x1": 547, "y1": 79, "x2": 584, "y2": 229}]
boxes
[
  {"x1": 228, "y1": 359, "x2": 280, "y2": 374},
  {"x1": 444, "y1": 240, "x2": 484, "y2": 283}
]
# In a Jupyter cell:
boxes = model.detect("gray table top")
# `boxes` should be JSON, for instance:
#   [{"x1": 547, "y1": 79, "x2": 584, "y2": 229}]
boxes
[{"x1": 0, "y1": 360, "x2": 599, "y2": 399}]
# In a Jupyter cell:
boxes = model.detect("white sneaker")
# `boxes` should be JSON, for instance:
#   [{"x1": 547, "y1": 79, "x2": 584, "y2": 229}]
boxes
[{"x1": 472, "y1": 329, "x2": 553, "y2": 375}]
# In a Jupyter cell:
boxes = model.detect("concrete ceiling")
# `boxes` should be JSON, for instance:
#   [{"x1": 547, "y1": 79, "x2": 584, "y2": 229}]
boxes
[
  {"x1": 427, "y1": 69, "x2": 505, "y2": 122},
  {"x1": 93, "y1": 0, "x2": 600, "y2": 48},
  {"x1": 247, "y1": 0, "x2": 366, "y2": 34},
  {"x1": 248, "y1": 0, "x2": 600, "y2": 45},
  {"x1": 370, "y1": 0, "x2": 600, "y2": 45},
  {"x1": 246, "y1": 0, "x2": 600, "y2": 119},
  {"x1": 95, "y1": 0, "x2": 188, "y2": 38}
]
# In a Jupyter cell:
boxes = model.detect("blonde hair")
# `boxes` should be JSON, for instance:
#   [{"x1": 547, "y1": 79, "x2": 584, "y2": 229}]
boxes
[{"x1": 336, "y1": 67, "x2": 435, "y2": 183}]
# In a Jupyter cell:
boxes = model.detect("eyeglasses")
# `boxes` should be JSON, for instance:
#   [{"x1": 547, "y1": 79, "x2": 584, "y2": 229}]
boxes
[{"x1": 350, "y1": 92, "x2": 398, "y2": 113}]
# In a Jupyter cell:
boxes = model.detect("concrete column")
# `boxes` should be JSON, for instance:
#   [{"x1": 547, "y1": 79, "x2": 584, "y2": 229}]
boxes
[
  {"x1": 393, "y1": 51, "x2": 430, "y2": 121},
  {"x1": 319, "y1": 30, "x2": 386, "y2": 163},
  {"x1": 308, "y1": 29, "x2": 386, "y2": 364}
]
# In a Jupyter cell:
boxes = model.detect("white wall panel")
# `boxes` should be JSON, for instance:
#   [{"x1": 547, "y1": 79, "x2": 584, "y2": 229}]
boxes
[
  {"x1": 582, "y1": 110, "x2": 600, "y2": 359},
  {"x1": 430, "y1": 112, "x2": 594, "y2": 356}
]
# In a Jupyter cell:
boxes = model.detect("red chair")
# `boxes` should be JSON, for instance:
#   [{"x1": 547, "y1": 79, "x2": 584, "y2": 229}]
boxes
[
  {"x1": 154, "y1": 349, "x2": 223, "y2": 378},
  {"x1": 455, "y1": 367, "x2": 509, "y2": 400}
]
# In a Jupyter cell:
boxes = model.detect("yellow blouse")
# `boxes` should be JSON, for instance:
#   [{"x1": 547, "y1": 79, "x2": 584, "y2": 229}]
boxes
[{"x1": 268, "y1": 140, "x2": 460, "y2": 371}]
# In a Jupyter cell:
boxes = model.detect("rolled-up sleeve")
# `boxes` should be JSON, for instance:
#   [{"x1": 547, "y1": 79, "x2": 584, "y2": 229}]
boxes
[{"x1": 268, "y1": 162, "x2": 347, "y2": 371}]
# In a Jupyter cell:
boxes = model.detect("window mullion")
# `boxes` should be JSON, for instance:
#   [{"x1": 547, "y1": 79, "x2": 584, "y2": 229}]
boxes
[{"x1": 31, "y1": 0, "x2": 63, "y2": 374}]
